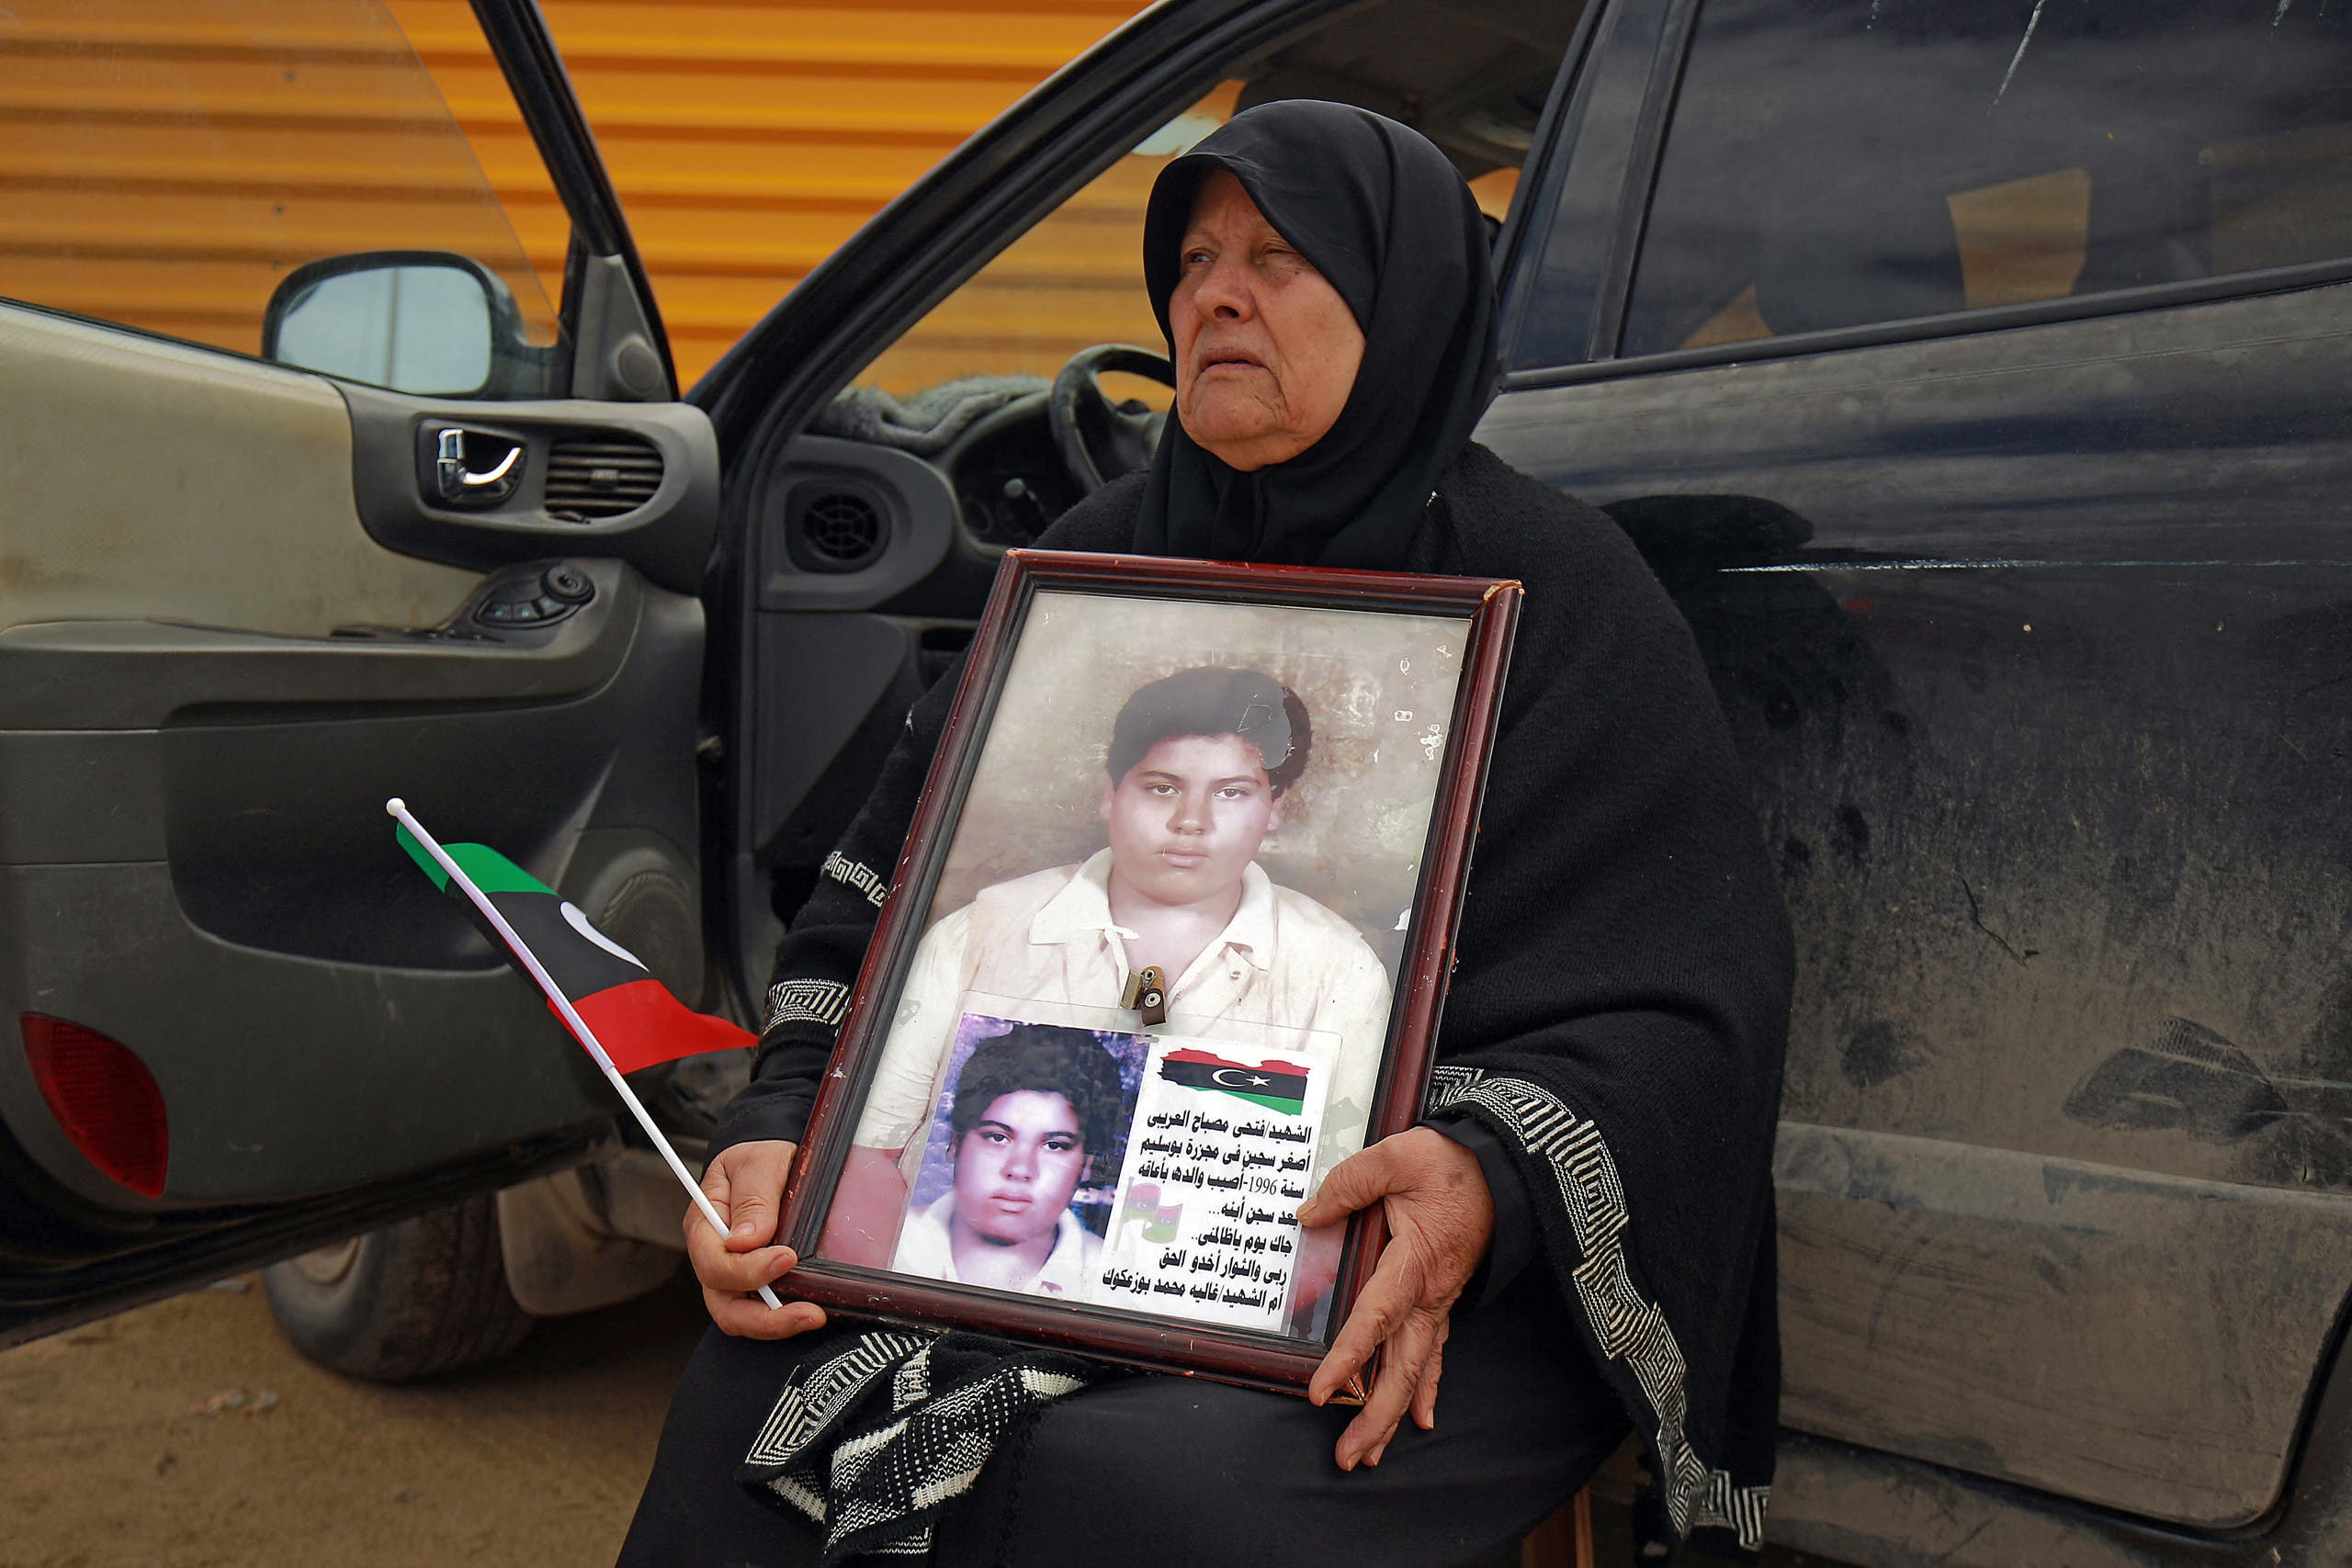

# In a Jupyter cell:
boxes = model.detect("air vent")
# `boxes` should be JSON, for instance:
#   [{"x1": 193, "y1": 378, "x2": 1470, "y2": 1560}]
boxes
[
  {"x1": 789, "y1": 486, "x2": 888, "y2": 572},
  {"x1": 546, "y1": 431, "x2": 663, "y2": 521}
]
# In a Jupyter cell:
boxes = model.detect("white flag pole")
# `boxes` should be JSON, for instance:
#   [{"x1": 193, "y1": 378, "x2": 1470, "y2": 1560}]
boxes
[{"x1": 386, "y1": 798, "x2": 783, "y2": 1311}]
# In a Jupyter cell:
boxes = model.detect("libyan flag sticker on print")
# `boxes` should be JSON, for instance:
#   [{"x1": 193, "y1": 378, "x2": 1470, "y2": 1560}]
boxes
[{"x1": 1156, "y1": 1048, "x2": 1313, "y2": 1116}]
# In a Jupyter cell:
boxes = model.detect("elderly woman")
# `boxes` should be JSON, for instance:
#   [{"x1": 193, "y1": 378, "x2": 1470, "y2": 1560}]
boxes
[{"x1": 621, "y1": 101, "x2": 1789, "y2": 1566}]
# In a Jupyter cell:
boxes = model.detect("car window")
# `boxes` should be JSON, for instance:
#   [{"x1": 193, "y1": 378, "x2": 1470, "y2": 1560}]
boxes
[
  {"x1": 852, "y1": 81, "x2": 1247, "y2": 403},
  {"x1": 0, "y1": 0, "x2": 565, "y2": 397},
  {"x1": 852, "y1": 0, "x2": 1579, "y2": 401},
  {"x1": 1602, "y1": 0, "x2": 2352, "y2": 362}
]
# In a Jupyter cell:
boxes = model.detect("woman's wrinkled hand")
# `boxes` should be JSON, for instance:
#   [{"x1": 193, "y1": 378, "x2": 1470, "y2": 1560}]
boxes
[
  {"x1": 1295, "y1": 1126, "x2": 1495, "y2": 1471},
  {"x1": 685, "y1": 1139, "x2": 828, "y2": 1339}
]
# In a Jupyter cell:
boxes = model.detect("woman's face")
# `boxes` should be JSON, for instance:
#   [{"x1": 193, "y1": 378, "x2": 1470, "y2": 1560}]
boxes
[
  {"x1": 953, "y1": 1089, "x2": 1089, "y2": 1247},
  {"x1": 1169, "y1": 168, "x2": 1365, "y2": 471}
]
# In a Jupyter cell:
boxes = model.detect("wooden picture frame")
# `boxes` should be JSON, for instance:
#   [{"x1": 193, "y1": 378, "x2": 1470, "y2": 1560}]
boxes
[{"x1": 776, "y1": 548, "x2": 1521, "y2": 1397}]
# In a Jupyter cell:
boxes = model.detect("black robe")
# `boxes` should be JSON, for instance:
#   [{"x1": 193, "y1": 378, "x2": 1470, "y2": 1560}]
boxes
[{"x1": 715, "y1": 441, "x2": 1792, "y2": 1555}]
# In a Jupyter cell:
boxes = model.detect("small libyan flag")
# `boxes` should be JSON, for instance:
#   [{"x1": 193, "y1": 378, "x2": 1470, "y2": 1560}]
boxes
[
  {"x1": 396, "y1": 824, "x2": 752, "y2": 1074},
  {"x1": 1159, "y1": 1048, "x2": 1311, "y2": 1116}
]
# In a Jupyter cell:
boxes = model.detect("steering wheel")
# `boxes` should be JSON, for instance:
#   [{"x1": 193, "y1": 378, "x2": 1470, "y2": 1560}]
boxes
[{"x1": 1048, "y1": 344, "x2": 1175, "y2": 493}]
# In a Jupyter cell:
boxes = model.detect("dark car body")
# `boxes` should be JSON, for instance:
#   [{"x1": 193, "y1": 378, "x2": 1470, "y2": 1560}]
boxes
[{"x1": 6, "y1": 0, "x2": 2352, "y2": 1562}]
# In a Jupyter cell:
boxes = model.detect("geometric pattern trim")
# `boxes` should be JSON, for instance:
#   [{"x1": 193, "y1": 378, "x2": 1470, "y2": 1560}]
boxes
[
  {"x1": 767, "y1": 977, "x2": 852, "y2": 1033},
  {"x1": 745, "y1": 1330, "x2": 931, "y2": 1538},
  {"x1": 821, "y1": 850, "x2": 890, "y2": 909},
  {"x1": 1425, "y1": 1063, "x2": 1769, "y2": 1551},
  {"x1": 742, "y1": 1328, "x2": 1097, "y2": 1562}
]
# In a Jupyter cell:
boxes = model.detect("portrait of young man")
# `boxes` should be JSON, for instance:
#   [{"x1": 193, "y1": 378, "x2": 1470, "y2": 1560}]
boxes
[
  {"x1": 819, "y1": 663, "x2": 1394, "y2": 1272},
  {"x1": 887, "y1": 1021, "x2": 1131, "y2": 1301}
]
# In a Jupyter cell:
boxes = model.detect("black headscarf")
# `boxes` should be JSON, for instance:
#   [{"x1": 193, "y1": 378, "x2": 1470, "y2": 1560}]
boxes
[{"x1": 1135, "y1": 100, "x2": 1500, "y2": 570}]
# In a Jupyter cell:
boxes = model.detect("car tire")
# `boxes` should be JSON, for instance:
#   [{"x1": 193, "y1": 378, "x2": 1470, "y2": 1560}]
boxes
[{"x1": 261, "y1": 1193, "x2": 534, "y2": 1380}]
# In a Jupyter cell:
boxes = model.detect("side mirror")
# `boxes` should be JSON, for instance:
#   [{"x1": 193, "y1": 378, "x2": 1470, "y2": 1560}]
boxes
[{"x1": 263, "y1": 252, "x2": 538, "y2": 398}]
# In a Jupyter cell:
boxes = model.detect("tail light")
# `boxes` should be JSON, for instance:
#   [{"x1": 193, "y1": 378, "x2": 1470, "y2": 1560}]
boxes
[{"x1": 20, "y1": 1014, "x2": 168, "y2": 1198}]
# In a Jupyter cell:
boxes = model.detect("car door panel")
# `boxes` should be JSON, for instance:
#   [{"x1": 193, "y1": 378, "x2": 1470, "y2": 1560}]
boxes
[
  {"x1": 1, "y1": 582, "x2": 642, "y2": 730},
  {"x1": 0, "y1": 305, "x2": 480, "y2": 637},
  {"x1": 0, "y1": 304, "x2": 709, "y2": 1256},
  {"x1": 0, "y1": 604, "x2": 706, "y2": 1213},
  {"x1": 1773, "y1": 1123, "x2": 2352, "y2": 1529},
  {"x1": 1483, "y1": 279, "x2": 2352, "y2": 1525},
  {"x1": 338, "y1": 384, "x2": 719, "y2": 594}
]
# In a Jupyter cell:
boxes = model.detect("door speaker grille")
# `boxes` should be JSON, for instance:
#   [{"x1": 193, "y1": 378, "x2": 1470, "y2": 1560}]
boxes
[
  {"x1": 790, "y1": 486, "x2": 888, "y2": 571},
  {"x1": 546, "y1": 432, "x2": 664, "y2": 521}
]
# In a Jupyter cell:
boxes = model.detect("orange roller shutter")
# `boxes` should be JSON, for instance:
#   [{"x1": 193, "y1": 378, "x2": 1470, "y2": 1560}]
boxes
[
  {"x1": 399, "y1": 0, "x2": 1149, "y2": 389},
  {"x1": 0, "y1": 2, "x2": 1141, "y2": 390}
]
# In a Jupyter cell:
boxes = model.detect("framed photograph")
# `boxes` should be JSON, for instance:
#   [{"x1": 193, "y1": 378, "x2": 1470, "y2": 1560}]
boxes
[{"x1": 777, "y1": 549, "x2": 1521, "y2": 1398}]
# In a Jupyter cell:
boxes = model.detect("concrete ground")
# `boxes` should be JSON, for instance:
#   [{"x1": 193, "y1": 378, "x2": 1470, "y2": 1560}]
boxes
[{"x1": 1, "y1": 1269, "x2": 1844, "y2": 1568}]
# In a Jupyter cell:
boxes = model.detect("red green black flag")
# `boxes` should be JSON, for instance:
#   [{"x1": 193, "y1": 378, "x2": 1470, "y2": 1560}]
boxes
[{"x1": 396, "y1": 826, "x2": 752, "y2": 1074}]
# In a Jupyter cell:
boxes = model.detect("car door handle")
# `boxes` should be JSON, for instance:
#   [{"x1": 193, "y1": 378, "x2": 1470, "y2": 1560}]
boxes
[{"x1": 435, "y1": 427, "x2": 524, "y2": 506}]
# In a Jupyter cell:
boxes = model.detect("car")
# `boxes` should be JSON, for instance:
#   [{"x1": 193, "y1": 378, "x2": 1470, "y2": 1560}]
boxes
[{"x1": 6, "y1": 0, "x2": 2352, "y2": 1562}]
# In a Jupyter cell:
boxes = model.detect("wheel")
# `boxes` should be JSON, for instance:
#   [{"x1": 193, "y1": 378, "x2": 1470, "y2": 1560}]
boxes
[
  {"x1": 1047, "y1": 343, "x2": 1175, "y2": 492},
  {"x1": 262, "y1": 1192, "x2": 534, "y2": 1381}
]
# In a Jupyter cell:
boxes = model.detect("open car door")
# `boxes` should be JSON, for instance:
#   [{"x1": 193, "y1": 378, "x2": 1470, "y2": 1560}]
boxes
[{"x1": 0, "y1": 0, "x2": 718, "y2": 1348}]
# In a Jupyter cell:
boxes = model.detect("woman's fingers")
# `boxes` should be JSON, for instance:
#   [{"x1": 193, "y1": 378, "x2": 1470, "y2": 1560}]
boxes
[
  {"x1": 1409, "y1": 1318, "x2": 1450, "y2": 1431},
  {"x1": 1308, "y1": 1244, "x2": 1411, "y2": 1404},
  {"x1": 1337, "y1": 1309, "x2": 1441, "y2": 1468},
  {"x1": 1295, "y1": 1138, "x2": 1397, "y2": 1229},
  {"x1": 703, "y1": 1282, "x2": 828, "y2": 1340},
  {"x1": 684, "y1": 1208, "x2": 785, "y2": 1288},
  {"x1": 1299, "y1": 1131, "x2": 1492, "y2": 1463},
  {"x1": 717, "y1": 1141, "x2": 797, "y2": 1249},
  {"x1": 690, "y1": 1235, "x2": 798, "y2": 1295},
  {"x1": 688, "y1": 1228, "x2": 804, "y2": 1332},
  {"x1": 684, "y1": 1141, "x2": 807, "y2": 1320},
  {"x1": 1309, "y1": 1224, "x2": 1439, "y2": 1404}
]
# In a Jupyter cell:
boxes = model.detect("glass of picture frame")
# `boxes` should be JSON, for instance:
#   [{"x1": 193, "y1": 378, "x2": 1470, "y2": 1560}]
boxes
[{"x1": 777, "y1": 548, "x2": 1521, "y2": 1398}]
